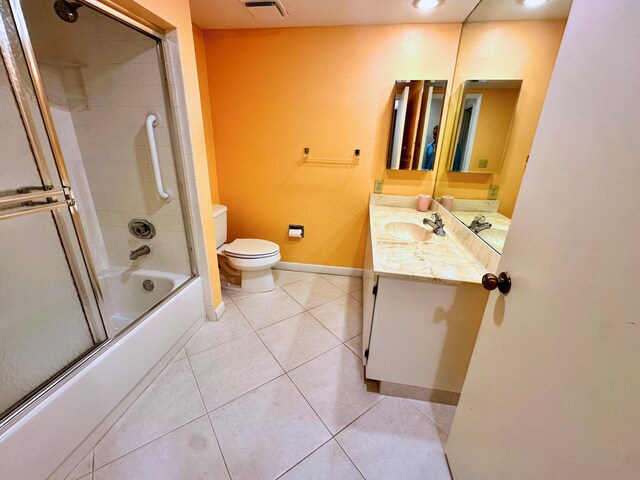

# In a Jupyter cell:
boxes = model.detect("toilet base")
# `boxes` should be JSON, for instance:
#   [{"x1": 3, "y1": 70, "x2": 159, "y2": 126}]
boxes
[
  {"x1": 221, "y1": 269, "x2": 276, "y2": 293},
  {"x1": 240, "y1": 269, "x2": 277, "y2": 293},
  {"x1": 217, "y1": 247, "x2": 279, "y2": 294},
  {"x1": 219, "y1": 259, "x2": 277, "y2": 294}
]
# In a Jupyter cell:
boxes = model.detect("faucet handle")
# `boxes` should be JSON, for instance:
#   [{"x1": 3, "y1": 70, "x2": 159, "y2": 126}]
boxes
[
  {"x1": 432, "y1": 212, "x2": 442, "y2": 222},
  {"x1": 473, "y1": 214, "x2": 486, "y2": 223}
]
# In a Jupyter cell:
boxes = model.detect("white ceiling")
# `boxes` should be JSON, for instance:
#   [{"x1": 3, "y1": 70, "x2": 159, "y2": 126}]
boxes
[
  {"x1": 189, "y1": 0, "x2": 481, "y2": 29},
  {"x1": 189, "y1": 0, "x2": 573, "y2": 30},
  {"x1": 468, "y1": 0, "x2": 572, "y2": 22}
]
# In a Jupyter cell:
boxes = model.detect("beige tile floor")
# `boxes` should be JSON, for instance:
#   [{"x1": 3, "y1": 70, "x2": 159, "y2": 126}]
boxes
[{"x1": 69, "y1": 270, "x2": 455, "y2": 480}]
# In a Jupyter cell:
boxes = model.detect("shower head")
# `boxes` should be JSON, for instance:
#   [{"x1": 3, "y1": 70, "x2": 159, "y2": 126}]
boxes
[{"x1": 53, "y1": 0, "x2": 82, "y2": 23}]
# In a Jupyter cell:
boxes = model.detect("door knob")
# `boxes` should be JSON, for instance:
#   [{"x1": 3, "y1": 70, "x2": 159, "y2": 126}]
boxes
[{"x1": 482, "y1": 272, "x2": 511, "y2": 294}]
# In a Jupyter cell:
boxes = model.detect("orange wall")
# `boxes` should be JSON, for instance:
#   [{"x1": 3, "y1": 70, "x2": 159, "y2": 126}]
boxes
[
  {"x1": 112, "y1": 0, "x2": 222, "y2": 306},
  {"x1": 203, "y1": 24, "x2": 462, "y2": 268},
  {"x1": 435, "y1": 20, "x2": 566, "y2": 218},
  {"x1": 193, "y1": 24, "x2": 220, "y2": 203}
]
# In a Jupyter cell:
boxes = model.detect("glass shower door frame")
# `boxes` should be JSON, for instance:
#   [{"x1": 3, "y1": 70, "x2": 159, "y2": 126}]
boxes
[
  {"x1": 1, "y1": 0, "x2": 200, "y2": 431},
  {"x1": 0, "y1": 4, "x2": 110, "y2": 429},
  {"x1": 7, "y1": 0, "x2": 200, "y2": 319}
]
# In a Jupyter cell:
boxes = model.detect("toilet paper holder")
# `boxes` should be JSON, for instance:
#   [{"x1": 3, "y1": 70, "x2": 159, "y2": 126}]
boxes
[{"x1": 288, "y1": 224, "x2": 304, "y2": 238}]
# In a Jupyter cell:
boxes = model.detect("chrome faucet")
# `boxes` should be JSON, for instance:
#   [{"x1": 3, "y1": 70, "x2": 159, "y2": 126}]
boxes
[
  {"x1": 468, "y1": 214, "x2": 492, "y2": 234},
  {"x1": 130, "y1": 245, "x2": 151, "y2": 260},
  {"x1": 423, "y1": 212, "x2": 446, "y2": 236}
]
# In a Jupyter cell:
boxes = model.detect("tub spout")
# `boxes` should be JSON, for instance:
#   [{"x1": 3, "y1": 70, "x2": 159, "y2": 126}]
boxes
[{"x1": 130, "y1": 245, "x2": 151, "y2": 260}]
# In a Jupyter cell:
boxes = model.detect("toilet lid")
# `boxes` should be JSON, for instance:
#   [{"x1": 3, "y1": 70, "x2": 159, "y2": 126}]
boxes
[{"x1": 224, "y1": 239, "x2": 280, "y2": 258}]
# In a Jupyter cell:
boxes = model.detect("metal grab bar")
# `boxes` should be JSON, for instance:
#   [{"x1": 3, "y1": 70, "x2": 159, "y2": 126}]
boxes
[{"x1": 145, "y1": 113, "x2": 172, "y2": 201}]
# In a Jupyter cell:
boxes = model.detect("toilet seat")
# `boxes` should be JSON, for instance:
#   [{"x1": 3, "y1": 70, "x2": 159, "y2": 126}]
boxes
[{"x1": 224, "y1": 239, "x2": 280, "y2": 259}]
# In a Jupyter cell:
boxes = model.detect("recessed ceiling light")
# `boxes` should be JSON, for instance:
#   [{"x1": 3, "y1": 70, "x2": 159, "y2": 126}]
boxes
[
  {"x1": 412, "y1": 0, "x2": 444, "y2": 11},
  {"x1": 521, "y1": 0, "x2": 550, "y2": 8}
]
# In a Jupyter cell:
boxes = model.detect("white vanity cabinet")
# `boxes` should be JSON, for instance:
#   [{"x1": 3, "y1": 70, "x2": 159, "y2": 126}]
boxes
[
  {"x1": 363, "y1": 197, "x2": 494, "y2": 399},
  {"x1": 364, "y1": 274, "x2": 487, "y2": 397}
]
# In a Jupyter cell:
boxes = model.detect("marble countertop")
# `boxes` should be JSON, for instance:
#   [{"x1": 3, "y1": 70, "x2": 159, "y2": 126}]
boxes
[{"x1": 369, "y1": 204, "x2": 488, "y2": 285}]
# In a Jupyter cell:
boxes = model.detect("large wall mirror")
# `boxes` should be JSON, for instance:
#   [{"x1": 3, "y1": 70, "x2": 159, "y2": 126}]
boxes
[
  {"x1": 433, "y1": 0, "x2": 572, "y2": 253},
  {"x1": 387, "y1": 80, "x2": 447, "y2": 171},
  {"x1": 449, "y1": 80, "x2": 522, "y2": 174}
]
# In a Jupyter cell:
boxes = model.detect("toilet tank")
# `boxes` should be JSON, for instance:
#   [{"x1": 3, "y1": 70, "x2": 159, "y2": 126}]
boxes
[{"x1": 212, "y1": 204, "x2": 228, "y2": 248}]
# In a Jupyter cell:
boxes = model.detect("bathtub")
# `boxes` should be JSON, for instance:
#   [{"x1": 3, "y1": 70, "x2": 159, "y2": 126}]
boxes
[
  {"x1": 0, "y1": 276, "x2": 205, "y2": 480},
  {"x1": 98, "y1": 267, "x2": 191, "y2": 335}
]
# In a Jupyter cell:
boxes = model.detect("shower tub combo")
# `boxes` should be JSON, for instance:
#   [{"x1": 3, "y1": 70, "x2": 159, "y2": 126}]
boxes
[{"x1": 0, "y1": 0, "x2": 211, "y2": 478}]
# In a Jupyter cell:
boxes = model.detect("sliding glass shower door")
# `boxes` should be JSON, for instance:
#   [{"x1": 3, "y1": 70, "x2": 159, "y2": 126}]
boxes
[{"x1": 0, "y1": 20, "x2": 104, "y2": 421}]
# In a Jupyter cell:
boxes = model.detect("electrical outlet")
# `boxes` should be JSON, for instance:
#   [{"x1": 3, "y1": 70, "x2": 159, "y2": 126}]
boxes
[
  {"x1": 488, "y1": 184, "x2": 499, "y2": 200},
  {"x1": 478, "y1": 159, "x2": 489, "y2": 168},
  {"x1": 374, "y1": 179, "x2": 384, "y2": 194}
]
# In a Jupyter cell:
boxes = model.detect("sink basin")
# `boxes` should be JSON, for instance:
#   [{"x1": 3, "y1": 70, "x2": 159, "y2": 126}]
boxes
[
  {"x1": 385, "y1": 221, "x2": 433, "y2": 242},
  {"x1": 478, "y1": 225, "x2": 508, "y2": 252}
]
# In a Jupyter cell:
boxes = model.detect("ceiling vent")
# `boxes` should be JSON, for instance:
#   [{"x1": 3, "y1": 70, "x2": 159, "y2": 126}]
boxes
[{"x1": 242, "y1": 1, "x2": 288, "y2": 20}]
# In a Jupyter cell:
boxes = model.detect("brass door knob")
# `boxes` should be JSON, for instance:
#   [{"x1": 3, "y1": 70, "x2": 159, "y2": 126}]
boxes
[{"x1": 482, "y1": 272, "x2": 511, "y2": 294}]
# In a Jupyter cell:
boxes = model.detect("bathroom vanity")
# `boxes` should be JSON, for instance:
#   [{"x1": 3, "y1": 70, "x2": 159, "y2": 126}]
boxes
[{"x1": 362, "y1": 195, "x2": 499, "y2": 402}]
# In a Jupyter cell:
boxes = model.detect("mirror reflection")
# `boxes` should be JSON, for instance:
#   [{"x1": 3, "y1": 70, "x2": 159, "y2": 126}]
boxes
[
  {"x1": 450, "y1": 80, "x2": 522, "y2": 173},
  {"x1": 387, "y1": 80, "x2": 447, "y2": 171},
  {"x1": 433, "y1": 3, "x2": 570, "y2": 254}
]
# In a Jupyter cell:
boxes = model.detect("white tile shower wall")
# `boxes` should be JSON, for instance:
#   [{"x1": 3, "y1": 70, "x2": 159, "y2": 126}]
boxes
[
  {"x1": 72, "y1": 34, "x2": 191, "y2": 274},
  {"x1": 48, "y1": 9, "x2": 192, "y2": 276},
  {"x1": 23, "y1": 1, "x2": 214, "y2": 315}
]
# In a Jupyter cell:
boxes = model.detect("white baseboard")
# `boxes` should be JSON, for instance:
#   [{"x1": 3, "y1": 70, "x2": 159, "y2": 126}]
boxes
[
  {"x1": 276, "y1": 261, "x2": 363, "y2": 277},
  {"x1": 214, "y1": 301, "x2": 226, "y2": 320}
]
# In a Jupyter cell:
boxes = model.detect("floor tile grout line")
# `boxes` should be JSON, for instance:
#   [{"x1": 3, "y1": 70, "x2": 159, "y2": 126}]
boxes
[
  {"x1": 305, "y1": 297, "x2": 362, "y2": 343},
  {"x1": 284, "y1": 368, "x2": 334, "y2": 438},
  {"x1": 273, "y1": 437, "x2": 335, "y2": 479},
  {"x1": 334, "y1": 436, "x2": 368, "y2": 480},
  {"x1": 185, "y1": 329, "x2": 256, "y2": 359},
  {"x1": 93, "y1": 359, "x2": 209, "y2": 472},
  {"x1": 204, "y1": 412, "x2": 233, "y2": 479},
  {"x1": 182, "y1": 354, "x2": 233, "y2": 478},
  {"x1": 281, "y1": 340, "x2": 344, "y2": 374},
  {"x1": 231, "y1": 288, "x2": 308, "y2": 331},
  {"x1": 251, "y1": 307, "x2": 308, "y2": 333},
  {"x1": 92, "y1": 412, "x2": 211, "y2": 473},
  {"x1": 332, "y1": 394, "x2": 387, "y2": 438},
  {"x1": 404, "y1": 397, "x2": 451, "y2": 438},
  {"x1": 89, "y1": 353, "x2": 195, "y2": 469},
  {"x1": 204, "y1": 372, "x2": 287, "y2": 415},
  {"x1": 279, "y1": 275, "x2": 352, "y2": 310},
  {"x1": 90, "y1": 273, "x2": 362, "y2": 477}
]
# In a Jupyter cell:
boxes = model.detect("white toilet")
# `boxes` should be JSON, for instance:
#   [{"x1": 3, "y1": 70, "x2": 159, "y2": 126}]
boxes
[{"x1": 213, "y1": 204, "x2": 281, "y2": 293}]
